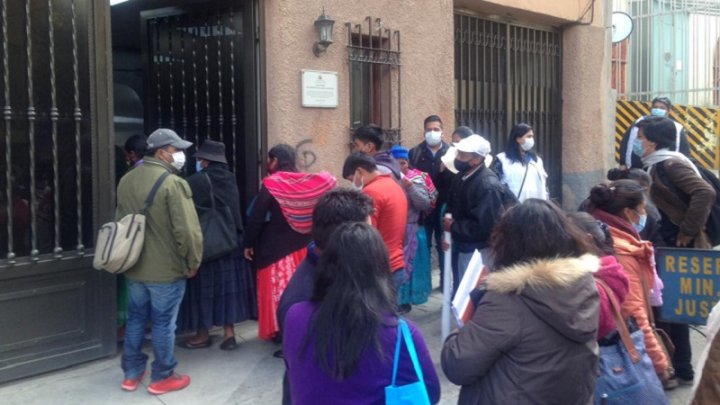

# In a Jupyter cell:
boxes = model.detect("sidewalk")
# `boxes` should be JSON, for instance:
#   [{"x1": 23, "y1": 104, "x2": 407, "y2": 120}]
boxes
[{"x1": 0, "y1": 288, "x2": 702, "y2": 405}]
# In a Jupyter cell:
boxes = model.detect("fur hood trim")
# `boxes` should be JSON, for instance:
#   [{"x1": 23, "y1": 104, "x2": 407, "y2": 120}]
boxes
[{"x1": 487, "y1": 254, "x2": 600, "y2": 294}]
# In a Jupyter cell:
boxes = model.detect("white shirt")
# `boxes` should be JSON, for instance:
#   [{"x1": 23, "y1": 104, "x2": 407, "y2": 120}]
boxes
[{"x1": 496, "y1": 152, "x2": 549, "y2": 202}]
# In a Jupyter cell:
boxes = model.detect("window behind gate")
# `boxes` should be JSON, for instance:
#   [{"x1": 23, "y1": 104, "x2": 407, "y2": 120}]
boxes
[
  {"x1": 347, "y1": 18, "x2": 402, "y2": 145},
  {"x1": 0, "y1": 0, "x2": 94, "y2": 267},
  {"x1": 454, "y1": 13, "x2": 562, "y2": 199}
]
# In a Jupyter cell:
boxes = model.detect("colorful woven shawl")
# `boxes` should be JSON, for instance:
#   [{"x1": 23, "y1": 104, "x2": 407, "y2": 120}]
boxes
[
  {"x1": 263, "y1": 171, "x2": 337, "y2": 234},
  {"x1": 406, "y1": 168, "x2": 438, "y2": 207}
]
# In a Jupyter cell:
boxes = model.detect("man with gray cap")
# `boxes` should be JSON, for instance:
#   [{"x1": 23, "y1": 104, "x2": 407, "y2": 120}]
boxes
[
  {"x1": 442, "y1": 134, "x2": 506, "y2": 291},
  {"x1": 116, "y1": 128, "x2": 203, "y2": 395}
]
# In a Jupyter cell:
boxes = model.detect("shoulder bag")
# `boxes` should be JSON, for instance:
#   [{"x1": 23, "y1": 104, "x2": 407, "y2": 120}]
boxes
[
  {"x1": 93, "y1": 172, "x2": 171, "y2": 273},
  {"x1": 385, "y1": 318, "x2": 431, "y2": 405},
  {"x1": 197, "y1": 172, "x2": 238, "y2": 262},
  {"x1": 594, "y1": 279, "x2": 668, "y2": 405}
]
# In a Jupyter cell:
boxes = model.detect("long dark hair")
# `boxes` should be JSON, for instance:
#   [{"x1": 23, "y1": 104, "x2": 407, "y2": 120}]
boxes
[
  {"x1": 491, "y1": 199, "x2": 595, "y2": 269},
  {"x1": 503, "y1": 123, "x2": 536, "y2": 163},
  {"x1": 269, "y1": 144, "x2": 298, "y2": 172},
  {"x1": 587, "y1": 180, "x2": 644, "y2": 217},
  {"x1": 306, "y1": 222, "x2": 396, "y2": 379},
  {"x1": 567, "y1": 211, "x2": 615, "y2": 256}
]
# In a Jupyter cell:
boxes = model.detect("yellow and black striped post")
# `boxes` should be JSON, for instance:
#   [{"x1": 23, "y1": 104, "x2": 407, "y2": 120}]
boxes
[{"x1": 615, "y1": 100, "x2": 719, "y2": 170}]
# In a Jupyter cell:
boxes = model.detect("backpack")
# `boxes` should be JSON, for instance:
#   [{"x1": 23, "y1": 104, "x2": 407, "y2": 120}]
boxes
[
  {"x1": 655, "y1": 159, "x2": 720, "y2": 246},
  {"x1": 93, "y1": 172, "x2": 170, "y2": 273}
]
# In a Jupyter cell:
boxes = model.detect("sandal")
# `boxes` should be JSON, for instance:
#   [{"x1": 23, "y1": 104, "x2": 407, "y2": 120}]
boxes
[
  {"x1": 179, "y1": 338, "x2": 212, "y2": 349},
  {"x1": 220, "y1": 337, "x2": 237, "y2": 351}
]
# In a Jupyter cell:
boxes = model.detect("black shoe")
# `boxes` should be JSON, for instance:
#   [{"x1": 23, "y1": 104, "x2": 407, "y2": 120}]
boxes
[
  {"x1": 398, "y1": 304, "x2": 412, "y2": 314},
  {"x1": 273, "y1": 349, "x2": 284, "y2": 359}
]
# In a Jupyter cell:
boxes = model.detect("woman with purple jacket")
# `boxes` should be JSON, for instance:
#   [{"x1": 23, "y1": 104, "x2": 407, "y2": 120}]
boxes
[{"x1": 283, "y1": 222, "x2": 441, "y2": 404}]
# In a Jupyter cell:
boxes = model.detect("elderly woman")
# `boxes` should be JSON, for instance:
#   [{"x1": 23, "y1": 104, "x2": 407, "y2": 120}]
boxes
[
  {"x1": 244, "y1": 144, "x2": 336, "y2": 341},
  {"x1": 442, "y1": 199, "x2": 600, "y2": 404}
]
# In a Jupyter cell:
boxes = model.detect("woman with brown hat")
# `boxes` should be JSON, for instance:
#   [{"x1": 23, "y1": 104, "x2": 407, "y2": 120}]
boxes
[{"x1": 177, "y1": 140, "x2": 256, "y2": 351}]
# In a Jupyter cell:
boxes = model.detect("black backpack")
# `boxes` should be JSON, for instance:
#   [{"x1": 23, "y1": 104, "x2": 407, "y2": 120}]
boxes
[{"x1": 655, "y1": 159, "x2": 720, "y2": 246}]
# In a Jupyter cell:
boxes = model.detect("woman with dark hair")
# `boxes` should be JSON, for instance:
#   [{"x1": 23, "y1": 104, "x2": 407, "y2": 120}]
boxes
[
  {"x1": 442, "y1": 199, "x2": 600, "y2": 404},
  {"x1": 493, "y1": 123, "x2": 548, "y2": 201},
  {"x1": 283, "y1": 222, "x2": 440, "y2": 404},
  {"x1": 567, "y1": 212, "x2": 630, "y2": 341},
  {"x1": 586, "y1": 180, "x2": 674, "y2": 386},
  {"x1": 244, "y1": 144, "x2": 336, "y2": 341}
]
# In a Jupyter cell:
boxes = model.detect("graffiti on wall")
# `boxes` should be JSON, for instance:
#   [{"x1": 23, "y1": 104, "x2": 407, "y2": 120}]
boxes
[{"x1": 296, "y1": 139, "x2": 317, "y2": 169}]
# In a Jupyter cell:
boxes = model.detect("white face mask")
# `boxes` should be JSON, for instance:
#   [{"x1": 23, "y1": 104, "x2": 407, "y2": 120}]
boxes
[
  {"x1": 171, "y1": 151, "x2": 186, "y2": 171},
  {"x1": 351, "y1": 172, "x2": 364, "y2": 191},
  {"x1": 425, "y1": 130, "x2": 442, "y2": 147},
  {"x1": 521, "y1": 138, "x2": 535, "y2": 152}
]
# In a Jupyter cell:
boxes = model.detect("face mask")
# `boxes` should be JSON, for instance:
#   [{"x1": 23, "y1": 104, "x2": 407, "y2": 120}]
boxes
[
  {"x1": 425, "y1": 130, "x2": 442, "y2": 147},
  {"x1": 170, "y1": 151, "x2": 186, "y2": 171},
  {"x1": 454, "y1": 158, "x2": 473, "y2": 174},
  {"x1": 521, "y1": 138, "x2": 535, "y2": 152},
  {"x1": 351, "y1": 172, "x2": 364, "y2": 191},
  {"x1": 650, "y1": 108, "x2": 667, "y2": 117},
  {"x1": 632, "y1": 210, "x2": 647, "y2": 233},
  {"x1": 195, "y1": 161, "x2": 203, "y2": 172},
  {"x1": 632, "y1": 138, "x2": 644, "y2": 157}
]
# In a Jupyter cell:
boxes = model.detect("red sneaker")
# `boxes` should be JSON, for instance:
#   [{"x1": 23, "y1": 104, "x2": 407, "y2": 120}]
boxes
[
  {"x1": 147, "y1": 373, "x2": 190, "y2": 395},
  {"x1": 120, "y1": 371, "x2": 146, "y2": 391}
]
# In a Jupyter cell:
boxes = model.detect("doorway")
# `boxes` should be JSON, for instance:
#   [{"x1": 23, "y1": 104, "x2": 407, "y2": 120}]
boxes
[{"x1": 111, "y1": 0, "x2": 261, "y2": 206}]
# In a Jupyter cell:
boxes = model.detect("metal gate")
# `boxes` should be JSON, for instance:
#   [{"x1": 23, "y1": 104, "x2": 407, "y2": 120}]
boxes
[
  {"x1": 141, "y1": 3, "x2": 258, "y2": 206},
  {"x1": 0, "y1": 0, "x2": 116, "y2": 383},
  {"x1": 454, "y1": 13, "x2": 562, "y2": 199}
]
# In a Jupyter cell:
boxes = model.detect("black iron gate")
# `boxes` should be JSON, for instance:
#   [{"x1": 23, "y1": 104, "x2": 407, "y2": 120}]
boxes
[
  {"x1": 0, "y1": 0, "x2": 115, "y2": 383},
  {"x1": 454, "y1": 13, "x2": 562, "y2": 199},
  {"x1": 141, "y1": 3, "x2": 258, "y2": 206}
]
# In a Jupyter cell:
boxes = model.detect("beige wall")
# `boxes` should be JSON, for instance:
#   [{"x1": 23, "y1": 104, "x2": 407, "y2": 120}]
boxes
[
  {"x1": 263, "y1": 0, "x2": 455, "y2": 179},
  {"x1": 455, "y1": 0, "x2": 605, "y2": 27}
]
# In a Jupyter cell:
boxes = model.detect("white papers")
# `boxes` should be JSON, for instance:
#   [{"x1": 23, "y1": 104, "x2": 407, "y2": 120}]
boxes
[{"x1": 451, "y1": 250, "x2": 487, "y2": 328}]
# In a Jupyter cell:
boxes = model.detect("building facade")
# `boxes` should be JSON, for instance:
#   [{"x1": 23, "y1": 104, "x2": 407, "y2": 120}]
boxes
[{"x1": 0, "y1": 0, "x2": 613, "y2": 383}]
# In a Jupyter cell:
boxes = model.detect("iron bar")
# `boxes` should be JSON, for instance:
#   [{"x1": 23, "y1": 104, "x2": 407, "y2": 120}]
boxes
[
  {"x1": 2, "y1": 0, "x2": 13, "y2": 264},
  {"x1": 168, "y1": 17, "x2": 175, "y2": 129},
  {"x1": 155, "y1": 19, "x2": 162, "y2": 127},
  {"x1": 192, "y1": 23, "x2": 199, "y2": 142},
  {"x1": 48, "y1": 0, "x2": 61, "y2": 258},
  {"x1": 180, "y1": 15, "x2": 188, "y2": 139},
  {"x1": 204, "y1": 14, "x2": 211, "y2": 139},
  {"x1": 25, "y1": 0, "x2": 38, "y2": 261},
  {"x1": 72, "y1": 0, "x2": 83, "y2": 254},
  {"x1": 216, "y1": 11, "x2": 224, "y2": 141},
  {"x1": 229, "y1": 10, "x2": 237, "y2": 169}
]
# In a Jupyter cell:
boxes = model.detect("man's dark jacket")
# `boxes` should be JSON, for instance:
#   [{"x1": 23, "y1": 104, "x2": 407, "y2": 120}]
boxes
[{"x1": 446, "y1": 165, "x2": 505, "y2": 253}]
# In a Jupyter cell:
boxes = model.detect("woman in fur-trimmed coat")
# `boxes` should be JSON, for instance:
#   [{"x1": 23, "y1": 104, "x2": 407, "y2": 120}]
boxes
[{"x1": 442, "y1": 199, "x2": 600, "y2": 405}]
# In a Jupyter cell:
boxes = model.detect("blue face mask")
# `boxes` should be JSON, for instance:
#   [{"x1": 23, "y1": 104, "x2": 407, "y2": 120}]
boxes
[
  {"x1": 632, "y1": 138, "x2": 644, "y2": 156},
  {"x1": 633, "y1": 210, "x2": 647, "y2": 233},
  {"x1": 195, "y1": 161, "x2": 203, "y2": 172},
  {"x1": 651, "y1": 108, "x2": 667, "y2": 117}
]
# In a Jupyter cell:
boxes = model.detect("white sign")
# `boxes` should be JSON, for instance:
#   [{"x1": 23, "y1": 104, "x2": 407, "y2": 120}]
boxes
[{"x1": 301, "y1": 70, "x2": 338, "y2": 108}]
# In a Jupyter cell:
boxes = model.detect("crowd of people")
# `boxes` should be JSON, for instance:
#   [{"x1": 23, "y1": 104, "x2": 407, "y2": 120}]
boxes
[{"x1": 112, "y1": 103, "x2": 720, "y2": 404}]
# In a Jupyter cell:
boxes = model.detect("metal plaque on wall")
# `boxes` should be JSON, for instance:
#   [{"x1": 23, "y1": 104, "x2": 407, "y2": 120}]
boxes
[{"x1": 301, "y1": 69, "x2": 338, "y2": 108}]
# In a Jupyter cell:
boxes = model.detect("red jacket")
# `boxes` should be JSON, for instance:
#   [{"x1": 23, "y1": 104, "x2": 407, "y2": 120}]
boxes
[
  {"x1": 594, "y1": 255, "x2": 629, "y2": 339},
  {"x1": 363, "y1": 174, "x2": 408, "y2": 272}
]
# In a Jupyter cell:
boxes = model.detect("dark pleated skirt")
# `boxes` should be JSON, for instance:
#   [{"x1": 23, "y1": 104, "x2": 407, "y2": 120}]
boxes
[{"x1": 177, "y1": 247, "x2": 257, "y2": 332}]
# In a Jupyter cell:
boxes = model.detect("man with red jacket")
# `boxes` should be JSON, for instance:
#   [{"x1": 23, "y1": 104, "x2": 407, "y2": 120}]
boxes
[{"x1": 343, "y1": 152, "x2": 408, "y2": 289}]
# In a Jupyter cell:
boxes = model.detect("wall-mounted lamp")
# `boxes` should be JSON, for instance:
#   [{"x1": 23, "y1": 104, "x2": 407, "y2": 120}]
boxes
[{"x1": 313, "y1": 10, "x2": 335, "y2": 57}]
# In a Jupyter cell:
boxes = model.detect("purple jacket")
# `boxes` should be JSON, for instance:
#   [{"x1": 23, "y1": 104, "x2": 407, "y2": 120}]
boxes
[{"x1": 283, "y1": 302, "x2": 441, "y2": 405}]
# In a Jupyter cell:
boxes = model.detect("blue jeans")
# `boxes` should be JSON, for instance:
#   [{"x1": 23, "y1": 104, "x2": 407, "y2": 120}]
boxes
[{"x1": 122, "y1": 279, "x2": 186, "y2": 382}]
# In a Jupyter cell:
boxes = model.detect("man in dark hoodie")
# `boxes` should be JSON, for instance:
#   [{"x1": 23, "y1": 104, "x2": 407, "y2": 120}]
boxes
[{"x1": 351, "y1": 124, "x2": 402, "y2": 179}]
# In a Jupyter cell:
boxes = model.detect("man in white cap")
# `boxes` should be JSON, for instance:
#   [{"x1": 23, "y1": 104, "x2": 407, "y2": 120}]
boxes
[
  {"x1": 116, "y1": 128, "x2": 203, "y2": 395},
  {"x1": 442, "y1": 134, "x2": 506, "y2": 290}
]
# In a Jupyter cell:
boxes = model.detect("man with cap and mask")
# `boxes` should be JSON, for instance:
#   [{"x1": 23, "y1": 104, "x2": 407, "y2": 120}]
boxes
[
  {"x1": 116, "y1": 128, "x2": 203, "y2": 395},
  {"x1": 619, "y1": 96, "x2": 690, "y2": 169},
  {"x1": 442, "y1": 134, "x2": 506, "y2": 291}
]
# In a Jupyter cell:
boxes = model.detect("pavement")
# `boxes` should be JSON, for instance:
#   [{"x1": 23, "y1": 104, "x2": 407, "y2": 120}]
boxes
[{"x1": 0, "y1": 273, "x2": 706, "y2": 405}]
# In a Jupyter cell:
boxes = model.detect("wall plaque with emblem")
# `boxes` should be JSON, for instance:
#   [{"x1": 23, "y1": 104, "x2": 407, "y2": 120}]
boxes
[{"x1": 301, "y1": 69, "x2": 338, "y2": 108}]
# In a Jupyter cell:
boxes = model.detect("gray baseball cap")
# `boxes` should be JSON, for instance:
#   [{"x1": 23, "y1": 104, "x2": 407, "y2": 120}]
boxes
[{"x1": 146, "y1": 128, "x2": 193, "y2": 150}]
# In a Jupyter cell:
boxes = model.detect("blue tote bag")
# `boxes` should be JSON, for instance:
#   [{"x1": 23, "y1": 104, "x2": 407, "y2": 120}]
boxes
[
  {"x1": 594, "y1": 280, "x2": 667, "y2": 405},
  {"x1": 385, "y1": 319, "x2": 431, "y2": 405}
]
